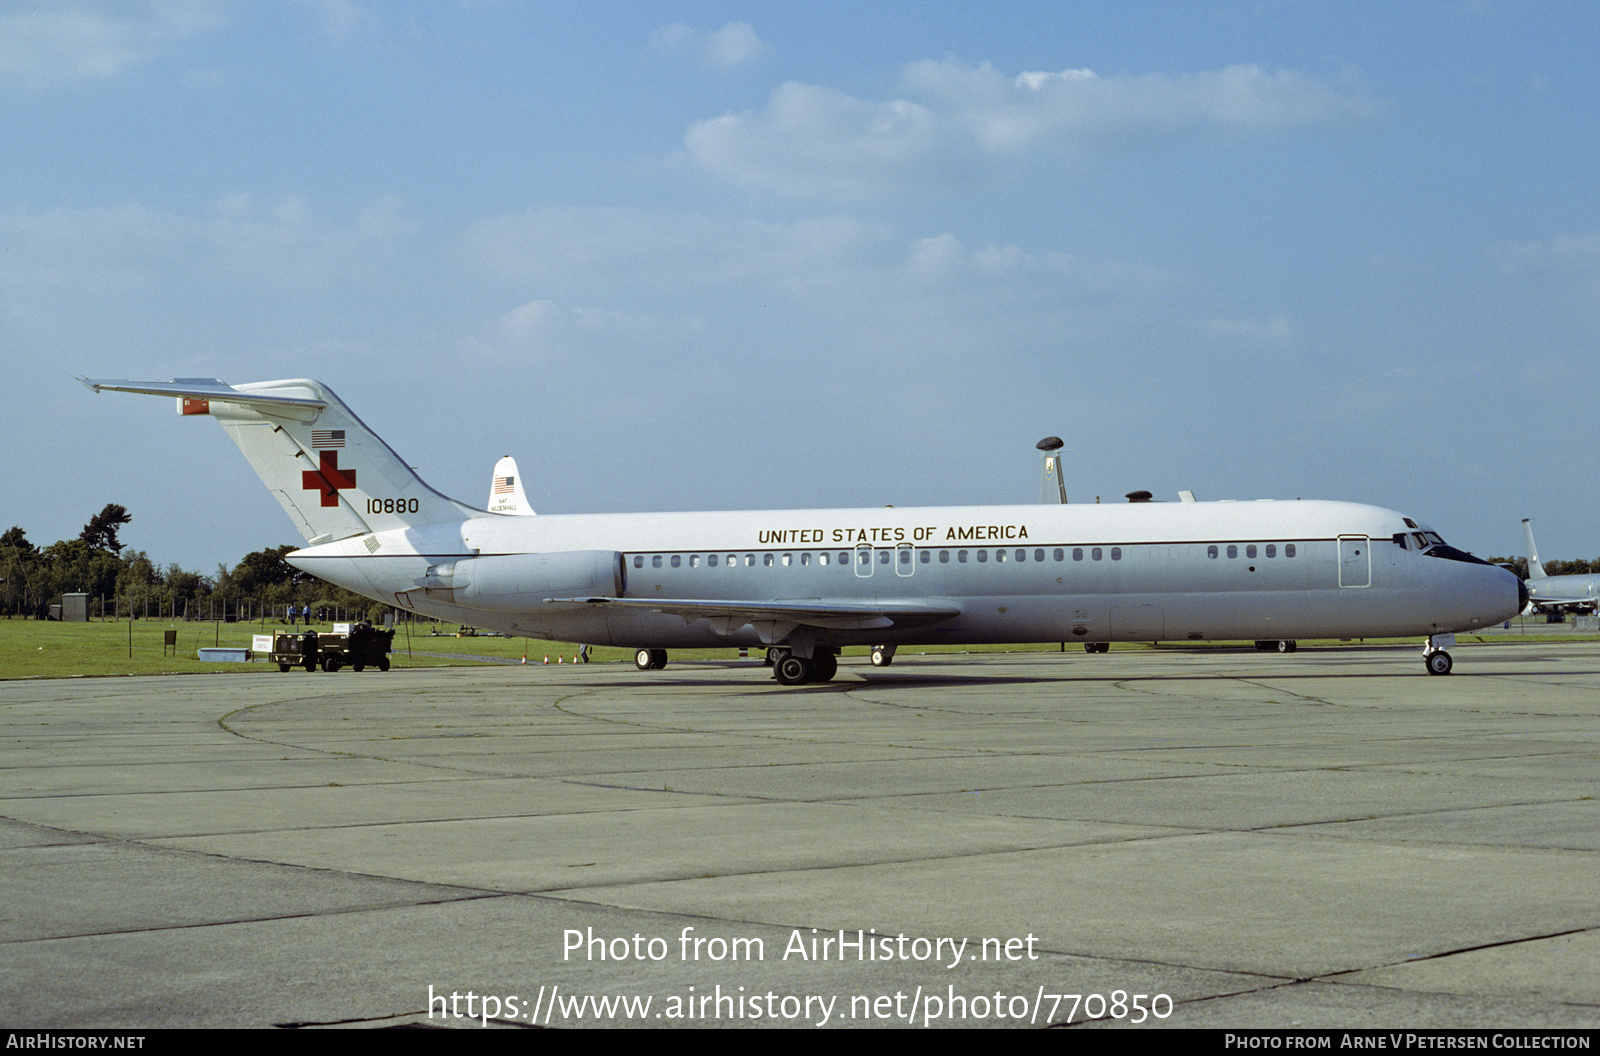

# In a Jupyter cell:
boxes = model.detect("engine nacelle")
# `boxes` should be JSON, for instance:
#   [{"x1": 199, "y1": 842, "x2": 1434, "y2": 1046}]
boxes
[{"x1": 421, "y1": 551, "x2": 624, "y2": 611}]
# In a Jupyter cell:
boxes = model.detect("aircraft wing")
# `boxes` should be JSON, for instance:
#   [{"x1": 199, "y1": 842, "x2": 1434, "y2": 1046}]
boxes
[{"x1": 546, "y1": 596, "x2": 962, "y2": 634}]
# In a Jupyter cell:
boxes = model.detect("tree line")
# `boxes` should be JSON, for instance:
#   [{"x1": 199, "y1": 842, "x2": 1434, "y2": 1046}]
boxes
[{"x1": 1, "y1": 503, "x2": 382, "y2": 622}]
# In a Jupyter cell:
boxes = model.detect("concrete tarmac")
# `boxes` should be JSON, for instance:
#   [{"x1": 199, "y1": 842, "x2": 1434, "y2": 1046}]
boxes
[{"x1": 1, "y1": 642, "x2": 1596, "y2": 1029}]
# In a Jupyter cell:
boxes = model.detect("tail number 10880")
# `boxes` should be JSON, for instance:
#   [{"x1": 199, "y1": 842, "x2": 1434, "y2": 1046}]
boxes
[{"x1": 366, "y1": 498, "x2": 421, "y2": 515}]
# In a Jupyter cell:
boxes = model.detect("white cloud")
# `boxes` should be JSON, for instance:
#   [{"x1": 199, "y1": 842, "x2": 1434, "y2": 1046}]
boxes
[
  {"x1": 1494, "y1": 228, "x2": 1600, "y2": 274},
  {"x1": 650, "y1": 20, "x2": 768, "y2": 70},
  {"x1": 685, "y1": 58, "x2": 1376, "y2": 199},
  {"x1": 0, "y1": 194, "x2": 418, "y2": 292},
  {"x1": 0, "y1": 1, "x2": 223, "y2": 89},
  {"x1": 459, "y1": 205, "x2": 1176, "y2": 380},
  {"x1": 294, "y1": 0, "x2": 379, "y2": 39},
  {"x1": 1491, "y1": 228, "x2": 1600, "y2": 309},
  {"x1": 1197, "y1": 314, "x2": 1294, "y2": 342}
]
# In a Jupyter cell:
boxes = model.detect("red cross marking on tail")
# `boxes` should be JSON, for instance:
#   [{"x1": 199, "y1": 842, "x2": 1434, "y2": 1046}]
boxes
[{"x1": 302, "y1": 450, "x2": 356, "y2": 507}]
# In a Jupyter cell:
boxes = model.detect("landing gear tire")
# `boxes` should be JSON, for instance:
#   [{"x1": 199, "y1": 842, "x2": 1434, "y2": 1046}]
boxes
[
  {"x1": 765, "y1": 647, "x2": 783, "y2": 667},
  {"x1": 1277, "y1": 640, "x2": 1297, "y2": 653},
  {"x1": 870, "y1": 646, "x2": 896, "y2": 667},
  {"x1": 635, "y1": 648, "x2": 668, "y2": 671},
  {"x1": 774, "y1": 654, "x2": 813, "y2": 686},
  {"x1": 810, "y1": 652, "x2": 837, "y2": 682},
  {"x1": 1425, "y1": 651, "x2": 1453, "y2": 675},
  {"x1": 1084, "y1": 642, "x2": 1109, "y2": 653}
]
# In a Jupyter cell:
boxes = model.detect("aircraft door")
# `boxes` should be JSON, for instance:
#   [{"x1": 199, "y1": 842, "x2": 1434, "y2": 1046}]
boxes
[
  {"x1": 1339, "y1": 536, "x2": 1371, "y2": 588},
  {"x1": 895, "y1": 542, "x2": 915, "y2": 577},
  {"x1": 855, "y1": 543, "x2": 873, "y2": 578}
]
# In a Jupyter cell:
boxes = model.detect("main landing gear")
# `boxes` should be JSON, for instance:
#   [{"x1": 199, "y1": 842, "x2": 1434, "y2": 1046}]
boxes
[
  {"x1": 771, "y1": 649, "x2": 838, "y2": 686},
  {"x1": 634, "y1": 648, "x2": 668, "y2": 670}
]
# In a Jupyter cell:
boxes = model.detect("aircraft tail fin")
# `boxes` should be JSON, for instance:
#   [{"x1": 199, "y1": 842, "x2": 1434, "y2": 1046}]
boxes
[
  {"x1": 80, "y1": 377, "x2": 478, "y2": 544},
  {"x1": 487, "y1": 455, "x2": 535, "y2": 515},
  {"x1": 1522, "y1": 518, "x2": 1548, "y2": 580}
]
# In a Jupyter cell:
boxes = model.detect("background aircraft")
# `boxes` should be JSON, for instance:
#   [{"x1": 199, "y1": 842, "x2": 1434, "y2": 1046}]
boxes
[
  {"x1": 1521, "y1": 519, "x2": 1598, "y2": 612},
  {"x1": 488, "y1": 456, "x2": 535, "y2": 516}
]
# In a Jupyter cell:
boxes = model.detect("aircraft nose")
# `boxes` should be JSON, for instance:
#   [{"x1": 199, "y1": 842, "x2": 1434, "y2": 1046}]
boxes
[{"x1": 1517, "y1": 575, "x2": 1529, "y2": 612}]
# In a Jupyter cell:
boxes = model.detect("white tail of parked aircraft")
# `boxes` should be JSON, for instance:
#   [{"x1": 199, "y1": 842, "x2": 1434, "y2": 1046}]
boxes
[
  {"x1": 1521, "y1": 518, "x2": 1599, "y2": 611},
  {"x1": 488, "y1": 455, "x2": 534, "y2": 516},
  {"x1": 81, "y1": 376, "x2": 1525, "y2": 683}
]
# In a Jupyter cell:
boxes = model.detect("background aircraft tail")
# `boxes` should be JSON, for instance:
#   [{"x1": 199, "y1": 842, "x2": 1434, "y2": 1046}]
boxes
[
  {"x1": 1522, "y1": 518, "x2": 1548, "y2": 580},
  {"x1": 82, "y1": 377, "x2": 478, "y2": 544},
  {"x1": 487, "y1": 455, "x2": 535, "y2": 515}
]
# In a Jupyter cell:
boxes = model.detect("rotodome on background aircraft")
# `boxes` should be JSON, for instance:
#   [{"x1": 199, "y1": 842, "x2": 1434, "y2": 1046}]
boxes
[{"x1": 81, "y1": 376, "x2": 1524, "y2": 683}]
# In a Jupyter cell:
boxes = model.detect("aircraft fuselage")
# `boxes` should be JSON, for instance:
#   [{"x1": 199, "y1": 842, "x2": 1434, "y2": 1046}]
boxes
[{"x1": 288, "y1": 499, "x2": 1520, "y2": 650}]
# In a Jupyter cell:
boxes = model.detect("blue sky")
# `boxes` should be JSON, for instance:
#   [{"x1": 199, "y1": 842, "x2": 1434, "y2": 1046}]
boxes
[{"x1": 4, "y1": 1, "x2": 1597, "y2": 572}]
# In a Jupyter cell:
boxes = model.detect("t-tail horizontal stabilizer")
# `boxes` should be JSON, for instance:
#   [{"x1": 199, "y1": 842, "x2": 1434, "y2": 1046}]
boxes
[{"x1": 79, "y1": 377, "x2": 476, "y2": 545}]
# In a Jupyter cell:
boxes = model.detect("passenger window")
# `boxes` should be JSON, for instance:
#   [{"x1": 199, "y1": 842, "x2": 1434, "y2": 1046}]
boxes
[
  {"x1": 763, "y1": 554, "x2": 774, "y2": 566},
  {"x1": 1208, "y1": 546, "x2": 1218, "y2": 559},
  {"x1": 1227, "y1": 545, "x2": 1237, "y2": 559},
  {"x1": 940, "y1": 550, "x2": 950, "y2": 563},
  {"x1": 1016, "y1": 549, "x2": 1027, "y2": 562},
  {"x1": 1034, "y1": 549, "x2": 1045, "y2": 562},
  {"x1": 1266, "y1": 544, "x2": 1276, "y2": 558},
  {"x1": 977, "y1": 550, "x2": 988, "y2": 563},
  {"x1": 1073, "y1": 548, "x2": 1084, "y2": 561},
  {"x1": 994, "y1": 549, "x2": 1006, "y2": 563},
  {"x1": 745, "y1": 554, "x2": 755, "y2": 566},
  {"x1": 783, "y1": 553, "x2": 792, "y2": 566},
  {"x1": 1092, "y1": 547, "x2": 1102, "y2": 561},
  {"x1": 1053, "y1": 548, "x2": 1064, "y2": 561},
  {"x1": 1110, "y1": 547, "x2": 1121, "y2": 560},
  {"x1": 878, "y1": 550, "x2": 890, "y2": 564},
  {"x1": 800, "y1": 552, "x2": 810, "y2": 566},
  {"x1": 633, "y1": 555, "x2": 644, "y2": 568},
  {"x1": 652, "y1": 555, "x2": 662, "y2": 568},
  {"x1": 819, "y1": 552, "x2": 830, "y2": 566},
  {"x1": 671, "y1": 555, "x2": 681, "y2": 568},
  {"x1": 919, "y1": 550, "x2": 930, "y2": 563},
  {"x1": 1246, "y1": 545, "x2": 1257, "y2": 559},
  {"x1": 689, "y1": 554, "x2": 699, "y2": 567},
  {"x1": 1285, "y1": 544, "x2": 1296, "y2": 558},
  {"x1": 958, "y1": 550, "x2": 968, "y2": 563}
]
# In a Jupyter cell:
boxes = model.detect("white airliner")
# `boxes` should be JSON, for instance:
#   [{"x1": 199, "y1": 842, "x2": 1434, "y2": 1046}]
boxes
[
  {"x1": 1521, "y1": 518, "x2": 1598, "y2": 611},
  {"x1": 81, "y1": 377, "x2": 1524, "y2": 682}
]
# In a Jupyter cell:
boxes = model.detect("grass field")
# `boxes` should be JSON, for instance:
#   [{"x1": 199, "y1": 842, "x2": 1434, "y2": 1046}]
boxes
[{"x1": 1, "y1": 614, "x2": 1593, "y2": 681}]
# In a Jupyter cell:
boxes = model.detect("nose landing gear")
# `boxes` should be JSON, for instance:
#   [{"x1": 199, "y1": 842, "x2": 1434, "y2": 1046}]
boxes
[{"x1": 1423, "y1": 633, "x2": 1455, "y2": 675}]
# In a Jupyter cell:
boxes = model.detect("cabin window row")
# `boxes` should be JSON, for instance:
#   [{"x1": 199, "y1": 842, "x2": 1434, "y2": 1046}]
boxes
[
  {"x1": 632, "y1": 548, "x2": 1115, "y2": 570},
  {"x1": 630, "y1": 544, "x2": 1299, "y2": 570},
  {"x1": 1205, "y1": 543, "x2": 1296, "y2": 559}
]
